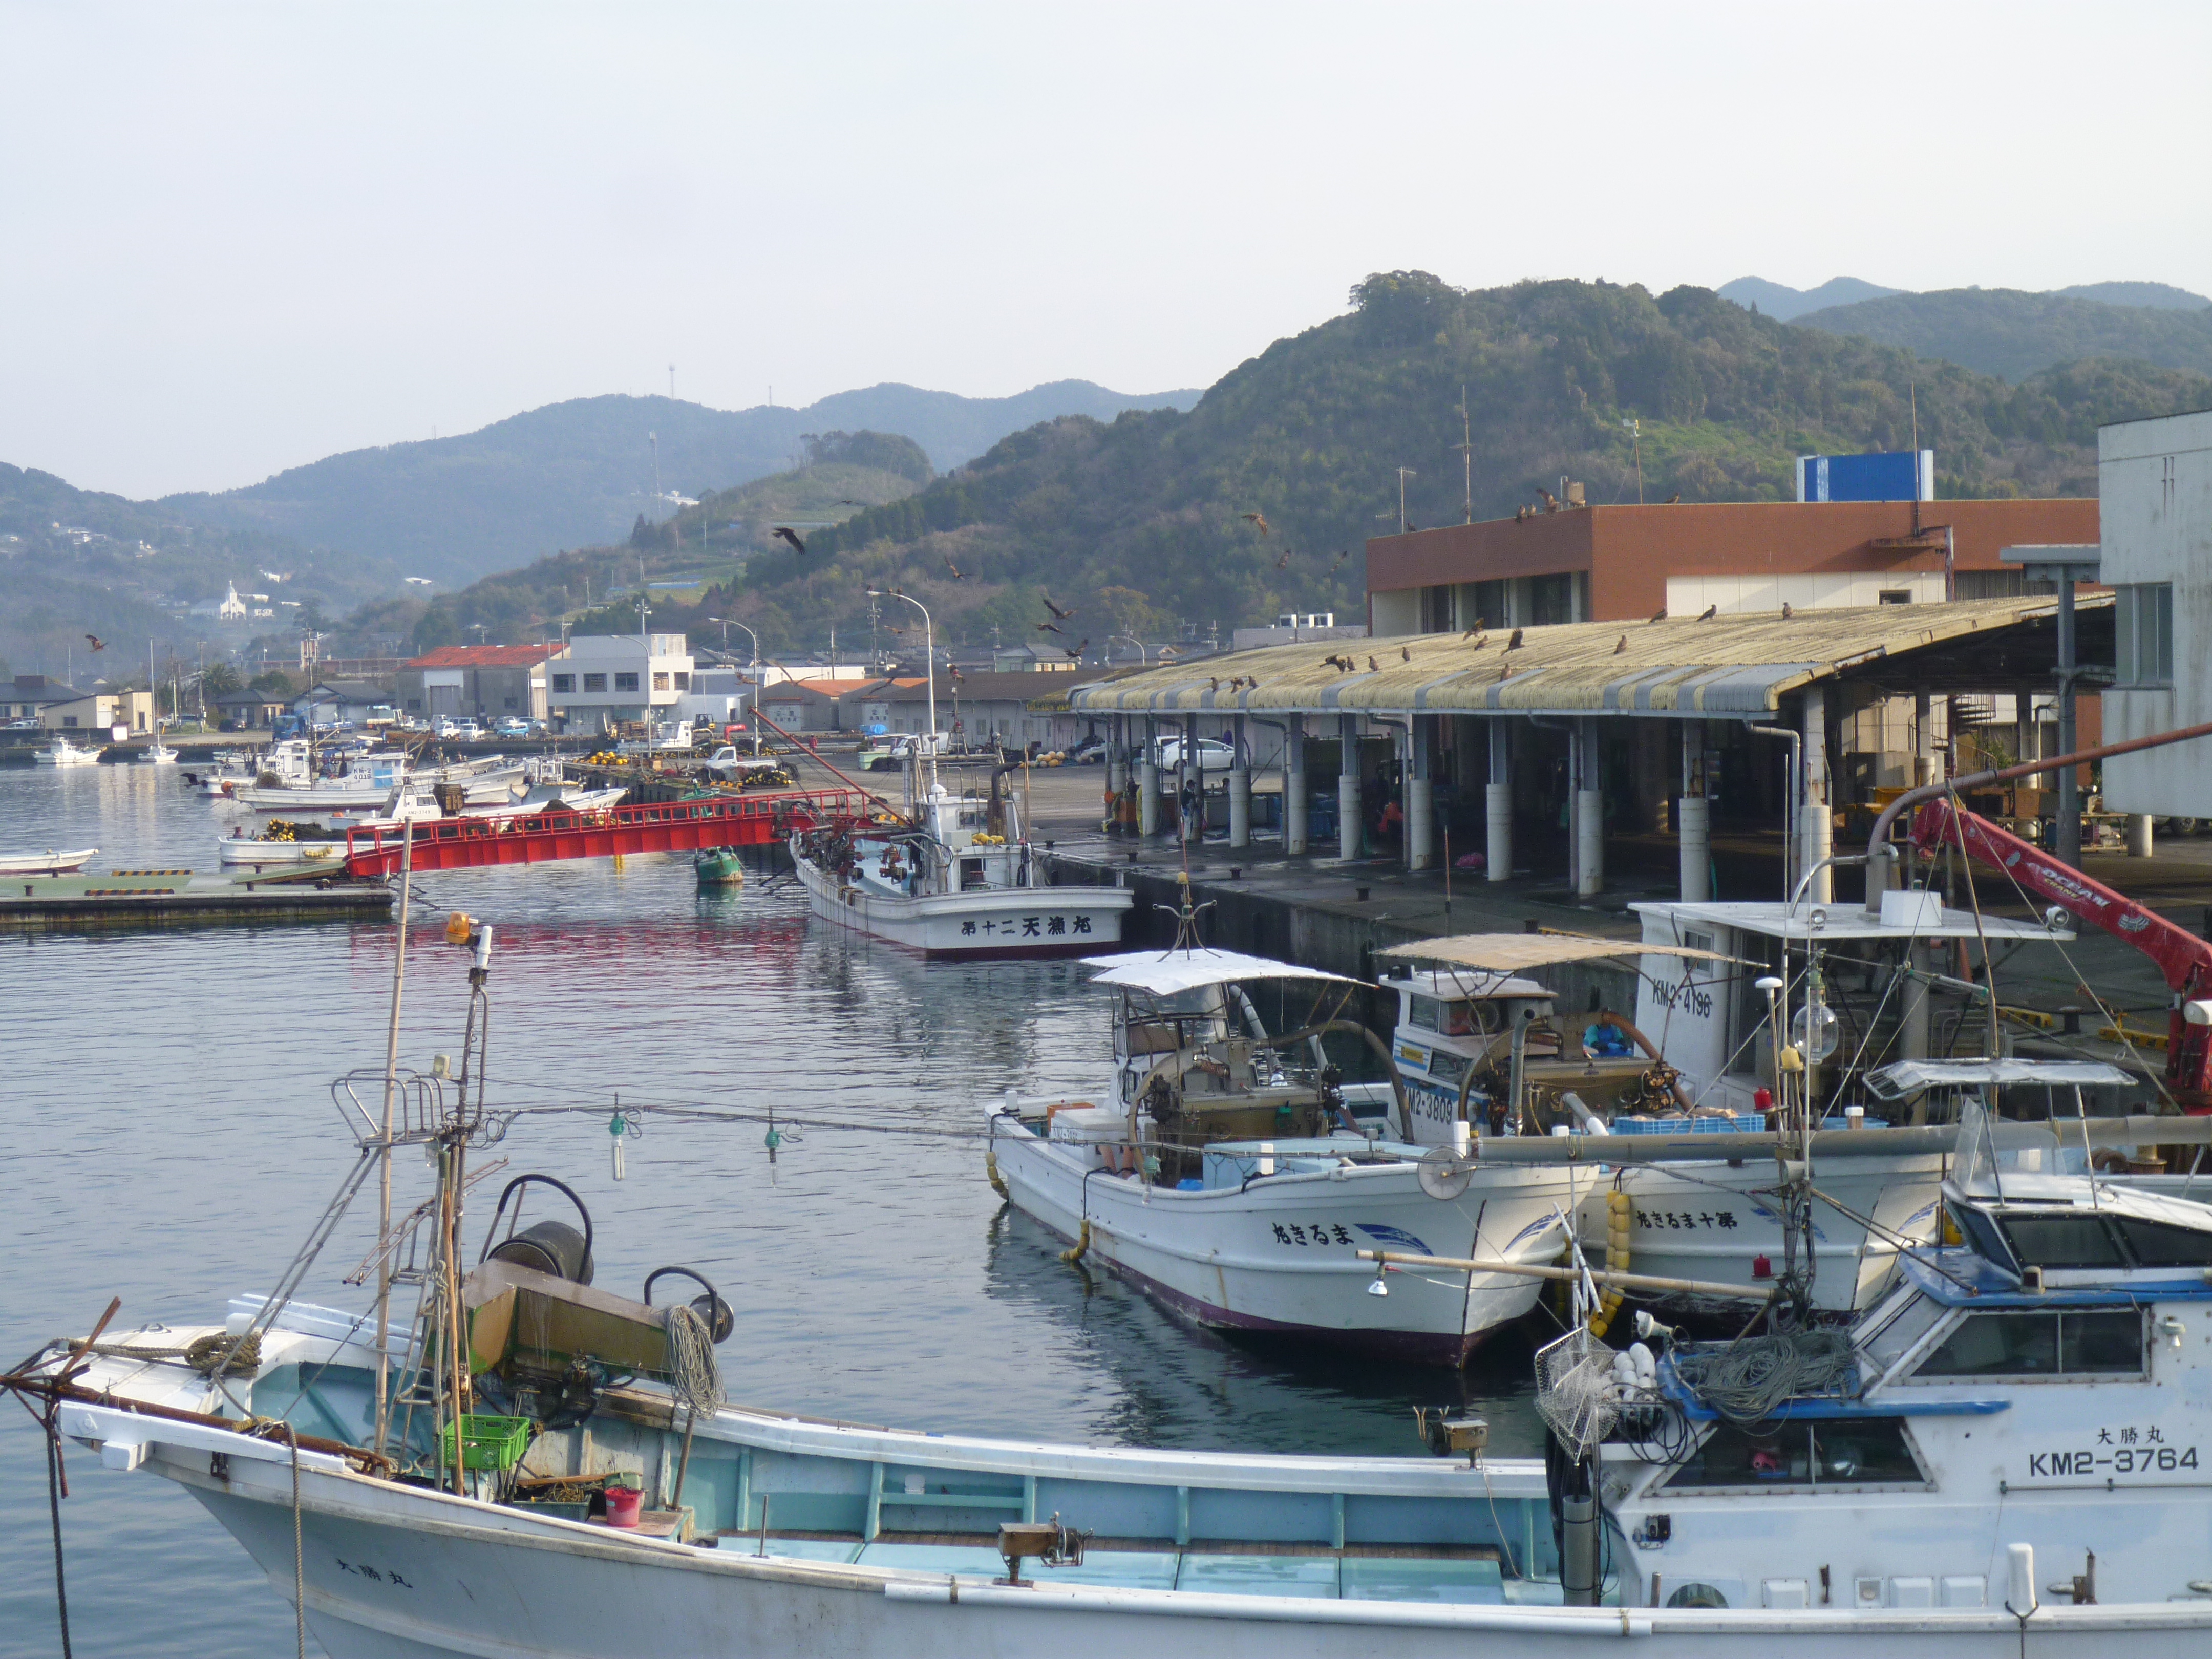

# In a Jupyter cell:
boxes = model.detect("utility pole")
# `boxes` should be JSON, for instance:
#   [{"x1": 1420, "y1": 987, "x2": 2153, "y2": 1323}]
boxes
[
  {"x1": 1454, "y1": 387, "x2": 1474, "y2": 524},
  {"x1": 649, "y1": 432, "x2": 660, "y2": 524},
  {"x1": 1396, "y1": 467, "x2": 1417, "y2": 533},
  {"x1": 1624, "y1": 417, "x2": 1644, "y2": 505}
]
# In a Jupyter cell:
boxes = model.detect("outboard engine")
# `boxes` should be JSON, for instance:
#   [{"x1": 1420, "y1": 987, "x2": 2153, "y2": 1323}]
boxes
[{"x1": 480, "y1": 1174, "x2": 595, "y2": 1285}]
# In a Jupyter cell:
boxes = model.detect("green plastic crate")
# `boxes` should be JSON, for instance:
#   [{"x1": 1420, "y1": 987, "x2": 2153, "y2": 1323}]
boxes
[{"x1": 441, "y1": 1413, "x2": 534, "y2": 1472}]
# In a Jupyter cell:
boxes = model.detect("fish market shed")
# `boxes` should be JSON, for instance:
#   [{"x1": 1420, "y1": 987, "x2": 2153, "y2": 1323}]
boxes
[{"x1": 1069, "y1": 595, "x2": 2113, "y2": 903}]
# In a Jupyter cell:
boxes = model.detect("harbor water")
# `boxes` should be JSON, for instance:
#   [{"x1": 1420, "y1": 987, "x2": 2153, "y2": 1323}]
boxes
[{"x1": 0, "y1": 762, "x2": 1544, "y2": 1659}]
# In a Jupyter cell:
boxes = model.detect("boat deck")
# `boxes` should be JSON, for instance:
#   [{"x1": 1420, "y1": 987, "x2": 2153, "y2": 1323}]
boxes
[{"x1": 0, "y1": 866, "x2": 392, "y2": 929}]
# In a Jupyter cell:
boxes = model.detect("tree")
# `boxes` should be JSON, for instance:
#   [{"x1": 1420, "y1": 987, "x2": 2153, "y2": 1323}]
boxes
[{"x1": 201, "y1": 662, "x2": 243, "y2": 697}]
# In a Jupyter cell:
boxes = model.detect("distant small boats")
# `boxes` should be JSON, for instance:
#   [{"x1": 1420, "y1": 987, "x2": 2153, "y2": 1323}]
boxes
[
  {"x1": 0, "y1": 847, "x2": 97, "y2": 876},
  {"x1": 138, "y1": 741, "x2": 178, "y2": 764},
  {"x1": 31, "y1": 735, "x2": 99, "y2": 767}
]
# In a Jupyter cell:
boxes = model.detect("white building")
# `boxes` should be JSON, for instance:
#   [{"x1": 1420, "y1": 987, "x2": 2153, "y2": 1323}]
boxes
[
  {"x1": 546, "y1": 634, "x2": 693, "y2": 732},
  {"x1": 2100, "y1": 408, "x2": 2210, "y2": 816}
]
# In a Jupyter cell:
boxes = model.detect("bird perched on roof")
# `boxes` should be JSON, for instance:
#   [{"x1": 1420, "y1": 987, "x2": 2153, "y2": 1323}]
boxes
[
  {"x1": 1465, "y1": 634, "x2": 1488, "y2": 651},
  {"x1": 1506, "y1": 628, "x2": 1525, "y2": 649},
  {"x1": 1368, "y1": 655, "x2": 1380, "y2": 673},
  {"x1": 1515, "y1": 505, "x2": 1531, "y2": 523},
  {"x1": 1613, "y1": 635, "x2": 1628, "y2": 654},
  {"x1": 1042, "y1": 593, "x2": 1076, "y2": 620},
  {"x1": 1664, "y1": 493, "x2": 1681, "y2": 505},
  {"x1": 1403, "y1": 523, "x2": 1419, "y2": 534},
  {"x1": 85, "y1": 633, "x2": 105, "y2": 651},
  {"x1": 1037, "y1": 622, "x2": 1064, "y2": 634},
  {"x1": 943, "y1": 555, "x2": 967, "y2": 580},
  {"x1": 1536, "y1": 487, "x2": 1560, "y2": 513},
  {"x1": 1781, "y1": 602, "x2": 1794, "y2": 620},
  {"x1": 1648, "y1": 606, "x2": 1667, "y2": 624},
  {"x1": 1697, "y1": 603, "x2": 1718, "y2": 621},
  {"x1": 1240, "y1": 511, "x2": 1270, "y2": 536},
  {"x1": 1400, "y1": 644, "x2": 1411, "y2": 662},
  {"x1": 1461, "y1": 616, "x2": 1486, "y2": 640},
  {"x1": 1321, "y1": 653, "x2": 1355, "y2": 673},
  {"x1": 772, "y1": 526, "x2": 806, "y2": 556},
  {"x1": 1209, "y1": 676, "x2": 1220, "y2": 693}
]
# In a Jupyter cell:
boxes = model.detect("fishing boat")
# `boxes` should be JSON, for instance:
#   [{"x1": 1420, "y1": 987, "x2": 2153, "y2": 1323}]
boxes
[
  {"x1": 987, "y1": 944, "x2": 1586, "y2": 1363},
  {"x1": 0, "y1": 846, "x2": 97, "y2": 876},
  {"x1": 229, "y1": 742, "x2": 527, "y2": 812},
  {"x1": 186, "y1": 749, "x2": 262, "y2": 797},
  {"x1": 216, "y1": 824, "x2": 348, "y2": 868},
  {"x1": 31, "y1": 734, "x2": 100, "y2": 766},
  {"x1": 791, "y1": 765, "x2": 1130, "y2": 958},
  {"x1": 22, "y1": 1060, "x2": 2212, "y2": 1649},
  {"x1": 694, "y1": 846, "x2": 746, "y2": 886}
]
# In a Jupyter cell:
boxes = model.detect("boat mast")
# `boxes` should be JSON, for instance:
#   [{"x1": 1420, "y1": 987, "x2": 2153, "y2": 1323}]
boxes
[{"x1": 371, "y1": 816, "x2": 417, "y2": 1457}]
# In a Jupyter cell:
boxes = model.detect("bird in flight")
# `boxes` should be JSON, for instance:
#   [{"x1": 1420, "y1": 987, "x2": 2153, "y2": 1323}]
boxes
[
  {"x1": 84, "y1": 634, "x2": 105, "y2": 651},
  {"x1": 1241, "y1": 511, "x2": 1270, "y2": 536},
  {"x1": 1037, "y1": 622, "x2": 1064, "y2": 635},
  {"x1": 1158, "y1": 645, "x2": 1179, "y2": 658},
  {"x1": 1332, "y1": 549, "x2": 1351, "y2": 568},
  {"x1": 1506, "y1": 628, "x2": 1525, "y2": 650},
  {"x1": 835, "y1": 498, "x2": 869, "y2": 506},
  {"x1": 772, "y1": 526, "x2": 806, "y2": 556},
  {"x1": 943, "y1": 555, "x2": 966, "y2": 580},
  {"x1": 1613, "y1": 635, "x2": 1628, "y2": 654},
  {"x1": 1535, "y1": 487, "x2": 1560, "y2": 513},
  {"x1": 1041, "y1": 593, "x2": 1076, "y2": 620},
  {"x1": 1275, "y1": 549, "x2": 1293, "y2": 570},
  {"x1": 1697, "y1": 604, "x2": 1718, "y2": 621},
  {"x1": 1064, "y1": 639, "x2": 1089, "y2": 661},
  {"x1": 1461, "y1": 616, "x2": 1487, "y2": 640}
]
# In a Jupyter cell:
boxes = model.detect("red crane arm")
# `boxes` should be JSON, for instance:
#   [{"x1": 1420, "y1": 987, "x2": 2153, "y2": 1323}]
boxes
[{"x1": 1906, "y1": 798, "x2": 2212, "y2": 1105}]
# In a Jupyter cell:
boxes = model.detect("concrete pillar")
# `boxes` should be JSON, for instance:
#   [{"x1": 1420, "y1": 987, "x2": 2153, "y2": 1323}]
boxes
[
  {"x1": 1338, "y1": 713, "x2": 1361, "y2": 863},
  {"x1": 1139, "y1": 714, "x2": 1161, "y2": 838},
  {"x1": 1572, "y1": 718, "x2": 1603, "y2": 898},
  {"x1": 1228, "y1": 714, "x2": 1251, "y2": 849},
  {"x1": 1408, "y1": 714, "x2": 1435, "y2": 871},
  {"x1": 1912, "y1": 688, "x2": 1934, "y2": 789},
  {"x1": 2128, "y1": 814, "x2": 2155, "y2": 858},
  {"x1": 1678, "y1": 718, "x2": 1710, "y2": 903},
  {"x1": 1486, "y1": 719, "x2": 1513, "y2": 883},
  {"x1": 1285, "y1": 714, "x2": 1308, "y2": 855},
  {"x1": 1802, "y1": 686, "x2": 1832, "y2": 903}
]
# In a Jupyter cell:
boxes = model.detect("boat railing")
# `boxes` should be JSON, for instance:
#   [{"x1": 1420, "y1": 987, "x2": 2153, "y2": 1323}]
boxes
[
  {"x1": 332, "y1": 1067, "x2": 454, "y2": 1147},
  {"x1": 341, "y1": 786, "x2": 866, "y2": 863}
]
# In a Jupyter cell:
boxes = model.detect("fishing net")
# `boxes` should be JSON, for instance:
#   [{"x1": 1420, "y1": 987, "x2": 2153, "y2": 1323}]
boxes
[{"x1": 1534, "y1": 1327, "x2": 1619, "y2": 1460}]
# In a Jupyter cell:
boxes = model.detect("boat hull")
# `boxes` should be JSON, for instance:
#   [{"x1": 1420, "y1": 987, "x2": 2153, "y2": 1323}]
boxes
[
  {"x1": 794, "y1": 842, "x2": 1131, "y2": 958},
  {"x1": 0, "y1": 846, "x2": 97, "y2": 875},
  {"x1": 149, "y1": 1438, "x2": 2212, "y2": 1659},
  {"x1": 990, "y1": 1119, "x2": 1586, "y2": 1365}
]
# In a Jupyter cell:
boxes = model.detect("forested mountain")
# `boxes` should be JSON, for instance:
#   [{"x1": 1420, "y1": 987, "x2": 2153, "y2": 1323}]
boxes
[
  {"x1": 1717, "y1": 276, "x2": 1902, "y2": 321},
  {"x1": 163, "y1": 381, "x2": 1198, "y2": 587},
  {"x1": 0, "y1": 461, "x2": 378, "y2": 674},
  {"x1": 1794, "y1": 288, "x2": 2212, "y2": 382},
  {"x1": 2055, "y1": 282, "x2": 2210, "y2": 311},
  {"x1": 451, "y1": 274, "x2": 2207, "y2": 660}
]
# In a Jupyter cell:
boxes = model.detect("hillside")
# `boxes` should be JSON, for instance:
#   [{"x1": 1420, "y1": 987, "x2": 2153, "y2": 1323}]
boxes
[
  {"x1": 403, "y1": 433, "x2": 932, "y2": 652},
  {"x1": 2056, "y1": 282, "x2": 2210, "y2": 311},
  {"x1": 448, "y1": 275, "x2": 2207, "y2": 661},
  {"x1": 1717, "y1": 276, "x2": 1902, "y2": 322},
  {"x1": 163, "y1": 381, "x2": 1199, "y2": 589},
  {"x1": 0, "y1": 461, "x2": 390, "y2": 674},
  {"x1": 1794, "y1": 288, "x2": 2212, "y2": 382}
]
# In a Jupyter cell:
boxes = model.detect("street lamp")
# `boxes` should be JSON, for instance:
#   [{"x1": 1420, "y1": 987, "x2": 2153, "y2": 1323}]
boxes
[
  {"x1": 708, "y1": 616, "x2": 762, "y2": 751},
  {"x1": 1112, "y1": 632, "x2": 1150, "y2": 665},
  {"x1": 866, "y1": 588, "x2": 935, "y2": 791}
]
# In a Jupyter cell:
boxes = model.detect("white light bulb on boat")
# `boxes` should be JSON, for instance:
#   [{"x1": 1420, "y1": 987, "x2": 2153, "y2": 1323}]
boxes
[{"x1": 1367, "y1": 1263, "x2": 1390, "y2": 1298}]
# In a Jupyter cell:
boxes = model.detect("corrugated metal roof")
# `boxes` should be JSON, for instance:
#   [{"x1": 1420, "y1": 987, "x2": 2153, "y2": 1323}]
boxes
[{"x1": 1069, "y1": 596, "x2": 2108, "y2": 719}]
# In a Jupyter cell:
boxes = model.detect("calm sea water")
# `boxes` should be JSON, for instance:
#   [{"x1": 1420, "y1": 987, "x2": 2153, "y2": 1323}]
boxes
[{"x1": 0, "y1": 760, "x2": 1542, "y2": 1657}]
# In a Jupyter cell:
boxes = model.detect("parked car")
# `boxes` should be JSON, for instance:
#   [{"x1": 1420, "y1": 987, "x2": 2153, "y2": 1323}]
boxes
[
  {"x1": 1152, "y1": 736, "x2": 1235, "y2": 772},
  {"x1": 496, "y1": 717, "x2": 530, "y2": 738},
  {"x1": 438, "y1": 718, "x2": 485, "y2": 741},
  {"x1": 1069, "y1": 734, "x2": 1107, "y2": 764}
]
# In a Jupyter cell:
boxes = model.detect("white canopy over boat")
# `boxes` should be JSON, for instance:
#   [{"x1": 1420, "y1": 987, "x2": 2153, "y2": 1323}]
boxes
[
  {"x1": 1078, "y1": 947, "x2": 1358, "y2": 996},
  {"x1": 1863, "y1": 1058, "x2": 2142, "y2": 1098},
  {"x1": 1377, "y1": 931, "x2": 1746, "y2": 971}
]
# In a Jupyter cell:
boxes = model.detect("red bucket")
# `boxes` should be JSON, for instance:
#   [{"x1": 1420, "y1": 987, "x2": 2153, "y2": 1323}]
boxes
[{"x1": 605, "y1": 1485, "x2": 644, "y2": 1528}]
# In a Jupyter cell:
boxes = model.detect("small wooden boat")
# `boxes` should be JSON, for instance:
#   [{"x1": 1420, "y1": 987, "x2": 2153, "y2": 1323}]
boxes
[{"x1": 0, "y1": 846, "x2": 98, "y2": 876}]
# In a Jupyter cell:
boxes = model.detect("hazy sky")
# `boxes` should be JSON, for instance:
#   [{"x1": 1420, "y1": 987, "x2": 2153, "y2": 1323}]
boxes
[{"x1": 5, "y1": 2, "x2": 2205, "y2": 500}]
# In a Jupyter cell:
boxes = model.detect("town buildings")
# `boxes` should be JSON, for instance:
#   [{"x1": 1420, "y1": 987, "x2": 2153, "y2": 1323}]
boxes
[{"x1": 399, "y1": 645, "x2": 562, "y2": 727}]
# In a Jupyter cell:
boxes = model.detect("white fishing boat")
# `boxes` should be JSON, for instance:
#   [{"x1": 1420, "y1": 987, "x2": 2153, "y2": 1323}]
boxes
[
  {"x1": 26, "y1": 1090, "x2": 2212, "y2": 1651},
  {"x1": 31, "y1": 734, "x2": 100, "y2": 766},
  {"x1": 216, "y1": 828, "x2": 348, "y2": 869},
  {"x1": 229, "y1": 742, "x2": 527, "y2": 812},
  {"x1": 988, "y1": 946, "x2": 1584, "y2": 1363},
  {"x1": 185, "y1": 749, "x2": 262, "y2": 798},
  {"x1": 792, "y1": 767, "x2": 1130, "y2": 958},
  {"x1": 137, "y1": 739, "x2": 179, "y2": 764},
  {"x1": 0, "y1": 846, "x2": 97, "y2": 876}
]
